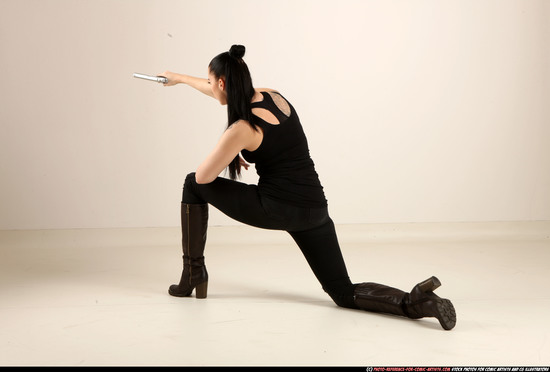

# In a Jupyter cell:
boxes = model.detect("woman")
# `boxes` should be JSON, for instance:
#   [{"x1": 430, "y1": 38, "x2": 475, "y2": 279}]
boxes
[{"x1": 159, "y1": 45, "x2": 456, "y2": 330}]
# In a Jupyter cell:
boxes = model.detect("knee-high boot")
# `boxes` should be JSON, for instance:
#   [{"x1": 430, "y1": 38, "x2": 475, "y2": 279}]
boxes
[
  {"x1": 354, "y1": 276, "x2": 456, "y2": 330},
  {"x1": 168, "y1": 203, "x2": 209, "y2": 298}
]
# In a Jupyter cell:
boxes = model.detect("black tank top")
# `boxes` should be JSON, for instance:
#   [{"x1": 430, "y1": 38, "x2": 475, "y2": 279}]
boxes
[{"x1": 241, "y1": 91, "x2": 327, "y2": 208}]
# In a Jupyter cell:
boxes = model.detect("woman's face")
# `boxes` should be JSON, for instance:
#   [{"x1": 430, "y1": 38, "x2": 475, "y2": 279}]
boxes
[{"x1": 208, "y1": 69, "x2": 227, "y2": 105}]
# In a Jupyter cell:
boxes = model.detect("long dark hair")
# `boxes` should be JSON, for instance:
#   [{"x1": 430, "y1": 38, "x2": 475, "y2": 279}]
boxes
[{"x1": 209, "y1": 44, "x2": 258, "y2": 180}]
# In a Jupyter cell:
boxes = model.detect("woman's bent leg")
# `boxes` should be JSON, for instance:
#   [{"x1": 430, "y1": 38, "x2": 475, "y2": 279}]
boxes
[
  {"x1": 170, "y1": 172, "x2": 302, "y2": 298},
  {"x1": 182, "y1": 172, "x2": 289, "y2": 230}
]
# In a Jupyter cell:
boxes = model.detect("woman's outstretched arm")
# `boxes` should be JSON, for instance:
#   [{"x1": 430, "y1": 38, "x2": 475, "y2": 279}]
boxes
[{"x1": 158, "y1": 71, "x2": 214, "y2": 98}]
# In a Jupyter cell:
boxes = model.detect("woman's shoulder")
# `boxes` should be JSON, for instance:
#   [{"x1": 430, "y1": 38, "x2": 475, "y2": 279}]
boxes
[
  {"x1": 253, "y1": 89, "x2": 291, "y2": 119},
  {"x1": 228, "y1": 119, "x2": 254, "y2": 131},
  {"x1": 226, "y1": 119, "x2": 263, "y2": 151}
]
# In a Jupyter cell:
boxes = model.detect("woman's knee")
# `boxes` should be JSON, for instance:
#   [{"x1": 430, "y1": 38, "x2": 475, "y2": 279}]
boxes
[
  {"x1": 182, "y1": 172, "x2": 204, "y2": 204},
  {"x1": 326, "y1": 290, "x2": 359, "y2": 309},
  {"x1": 323, "y1": 281, "x2": 359, "y2": 309},
  {"x1": 184, "y1": 172, "x2": 197, "y2": 188}
]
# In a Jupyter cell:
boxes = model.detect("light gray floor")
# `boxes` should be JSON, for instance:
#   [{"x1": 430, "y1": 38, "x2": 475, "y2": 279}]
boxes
[{"x1": 1, "y1": 222, "x2": 549, "y2": 366}]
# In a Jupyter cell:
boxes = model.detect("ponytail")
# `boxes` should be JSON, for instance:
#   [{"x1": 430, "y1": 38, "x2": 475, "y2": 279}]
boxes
[{"x1": 209, "y1": 45, "x2": 258, "y2": 180}]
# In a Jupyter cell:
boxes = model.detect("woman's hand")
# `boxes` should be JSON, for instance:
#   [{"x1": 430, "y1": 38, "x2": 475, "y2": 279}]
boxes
[
  {"x1": 157, "y1": 71, "x2": 181, "y2": 86},
  {"x1": 239, "y1": 156, "x2": 250, "y2": 171}
]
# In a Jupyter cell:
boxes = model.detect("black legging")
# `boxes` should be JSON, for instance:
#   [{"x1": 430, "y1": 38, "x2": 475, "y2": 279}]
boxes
[{"x1": 182, "y1": 172, "x2": 358, "y2": 309}]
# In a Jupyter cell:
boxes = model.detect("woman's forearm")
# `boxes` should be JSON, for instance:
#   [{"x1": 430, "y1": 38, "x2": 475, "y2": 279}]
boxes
[{"x1": 161, "y1": 71, "x2": 213, "y2": 98}]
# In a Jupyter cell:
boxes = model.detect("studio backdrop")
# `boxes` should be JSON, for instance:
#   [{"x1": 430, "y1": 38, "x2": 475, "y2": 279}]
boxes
[{"x1": 1, "y1": 0, "x2": 549, "y2": 230}]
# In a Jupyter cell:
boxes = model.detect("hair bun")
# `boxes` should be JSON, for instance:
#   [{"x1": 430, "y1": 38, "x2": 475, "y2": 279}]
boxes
[{"x1": 229, "y1": 44, "x2": 246, "y2": 59}]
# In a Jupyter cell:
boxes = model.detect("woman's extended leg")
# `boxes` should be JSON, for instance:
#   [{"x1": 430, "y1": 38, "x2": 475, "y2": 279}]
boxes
[
  {"x1": 289, "y1": 219, "x2": 457, "y2": 330},
  {"x1": 288, "y1": 219, "x2": 358, "y2": 309}
]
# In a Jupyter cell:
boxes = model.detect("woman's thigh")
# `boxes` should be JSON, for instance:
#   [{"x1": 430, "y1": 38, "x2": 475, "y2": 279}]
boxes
[
  {"x1": 182, "y1": 173, "x2": 329, "y2": 232},
  {"x1": 182, "y1": 173, "x2": 287, "y2": 230}
]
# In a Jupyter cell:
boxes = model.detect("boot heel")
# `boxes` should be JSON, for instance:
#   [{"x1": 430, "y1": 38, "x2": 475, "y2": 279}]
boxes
[
  {"x1": 417, "y1": 276, "x2": 441, "y2": 293},
  {"x1": 195, "y1": 281, "x2": 208, "y2": 299}
]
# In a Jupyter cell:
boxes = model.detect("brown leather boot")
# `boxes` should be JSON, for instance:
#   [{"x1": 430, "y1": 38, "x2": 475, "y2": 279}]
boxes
[
  {"x1": 353, "y1": 276, "x2": 456, "y2": 330},
  {"x1": 168, "y1": 203, "x2": 209, "y2": 298}
]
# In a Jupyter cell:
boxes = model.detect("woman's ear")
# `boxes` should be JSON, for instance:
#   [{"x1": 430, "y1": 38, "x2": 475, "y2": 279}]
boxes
[{"x1": 218, "y1": 78, "x2": 226, "y2": 91}]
